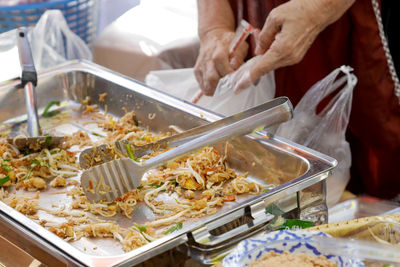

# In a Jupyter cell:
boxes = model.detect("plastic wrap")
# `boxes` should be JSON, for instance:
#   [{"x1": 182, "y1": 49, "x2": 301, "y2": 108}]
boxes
[
  {"x1": 0, "y1": 10, "x2": 92, "y2": 81},
  {"x1": 275, "y1": 66, "x2": 357, "y2": 207}
]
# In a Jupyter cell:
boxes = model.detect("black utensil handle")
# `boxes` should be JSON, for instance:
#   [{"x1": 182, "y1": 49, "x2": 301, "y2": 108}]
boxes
[{"x1": 17, "y1": 27, "x2": 37, "y2": 87}]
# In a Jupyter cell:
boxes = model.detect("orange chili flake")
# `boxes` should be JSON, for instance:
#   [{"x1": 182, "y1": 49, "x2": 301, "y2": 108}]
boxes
[
  {"x1": 89, "y1": 180, "x2": 93, "y2": 190},
  {"x1": 223, "y1": 194, "x2": 236, "y2": 202}
]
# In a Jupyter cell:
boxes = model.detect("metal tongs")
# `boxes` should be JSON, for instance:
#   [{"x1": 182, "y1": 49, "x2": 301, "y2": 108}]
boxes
[
  {"x1": 7, "y1": 27, "x2": 63, "y2": 150},
  {"x1": 81, "y1": 97, "x2": 293, "y2": 203},
  {"x1": 79, "y1": 94, "x2": 280, "y2": 170}
]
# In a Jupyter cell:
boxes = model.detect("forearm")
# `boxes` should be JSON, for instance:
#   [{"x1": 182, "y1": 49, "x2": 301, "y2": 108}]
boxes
[
  {"x1": 197, "y1": 0, "x2": 235, "y2": 41},
  {"x1": 306, "y1": 0, "x2": 355, "y2": 29}
]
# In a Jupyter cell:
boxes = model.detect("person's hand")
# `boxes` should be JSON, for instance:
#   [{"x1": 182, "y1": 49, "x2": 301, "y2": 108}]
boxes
[
  {"x1": 235, "y1": 0, "x2": 355, "y2": 93},
  {"x1": 194, "y1": 29, "x2": 248, "y2": 96}
]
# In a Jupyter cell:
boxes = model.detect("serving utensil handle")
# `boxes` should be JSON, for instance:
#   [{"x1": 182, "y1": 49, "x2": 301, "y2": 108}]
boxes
[
  {"x1": 17, "y1": 27, "x2": 40, "y2": 137},
  {"x1": 144, "y1": 97, "x2": 293, "y2": 170}
]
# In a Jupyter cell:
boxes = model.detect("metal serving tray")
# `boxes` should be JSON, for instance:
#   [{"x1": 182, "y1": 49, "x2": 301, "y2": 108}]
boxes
[
  {"x1": 0, "y1": 60, "x2": 336, "y2": 266},
  {"x1": 329, "y1": 196, "x2": 400, "y2": 223}
]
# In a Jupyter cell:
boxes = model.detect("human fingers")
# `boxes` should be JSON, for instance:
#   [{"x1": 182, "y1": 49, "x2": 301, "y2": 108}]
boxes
[
  {"x1": 213, "y1": 45, "x2": 235, "y2": 77},
  {"x1": 194, "y1": 60, "x2": 205, "y2": 91},
  {"x1": 255, "y1": 9, "x2": 283, "y2": 55},
  {"x1": 233, "y1": 50, "x2": 279, "y2": 94},
  {"x1": 202, "y1": 61, "x2": 221, "y2": 96},
  {"x1": 229, "y1": 41, "x2": 249, "y2": 70}
]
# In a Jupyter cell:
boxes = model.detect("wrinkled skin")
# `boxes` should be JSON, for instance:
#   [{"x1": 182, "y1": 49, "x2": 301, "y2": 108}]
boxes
[{"x1": 195, "y1": 0, "x2": 355, "y2": 95}]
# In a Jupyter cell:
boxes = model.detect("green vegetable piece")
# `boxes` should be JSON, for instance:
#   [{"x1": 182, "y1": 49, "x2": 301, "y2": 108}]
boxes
[
  {"x1": 3, "y1": 159, "x2": 10, "y2": 162},
  {"x1": 0, "y1": 176, "x2": 10, "y2": 186},
  {"x1": 92, "y1": 132, "x2": 106, "y2": 138},
  {"x1": 42, "y1": 101, "x2": 61, "y2": 117},
  {"x1": 136, "y1": 186, "x2": 143, "y2": 190},
  {"x1": 138, "y1": 133, "x2": 146, "y2": 140},
  {"x1": 262, "y1": 188, "x2": 270, "y2": 193},
  {"x1": 148, "y1": 184, "x2": 162, "y2": 188},
  {"x1": 1, "y1": 163, "x2": 12, "y2": 173},
  {"x1": 164, "y1": 222, "x2": 183, "y2": 235},
  {"x1": 45, "y1": 136, "x2": 52, "y2": 145},
  {"x1": 278, "y1": 219, "x2": 314, "y2": 230},
  {"x1": 31, "y1": 159, "x2": 40, "y2": 166},
  {"x1": 134, "y1": 120, "x2": 139, "y2": 126},
  {"x1": 25, "y1": 168, "x2": 34, "y2": 180},
  {"x1": 135, "y1": 223, "x2": 147, "y2": 232},
  {"x1": 126, "y1": 144, "x2": 139, "y2": 162}
]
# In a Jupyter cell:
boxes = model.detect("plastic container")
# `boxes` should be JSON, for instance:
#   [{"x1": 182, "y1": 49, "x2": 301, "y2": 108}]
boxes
[{"x1": 0, "y1": 0, "x2": 98, "y2": 43}]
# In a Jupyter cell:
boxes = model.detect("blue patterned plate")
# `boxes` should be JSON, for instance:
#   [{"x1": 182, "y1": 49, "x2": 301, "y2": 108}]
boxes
[{"x1": 223, "y1": 230, "x2": 364, "y2": 267}]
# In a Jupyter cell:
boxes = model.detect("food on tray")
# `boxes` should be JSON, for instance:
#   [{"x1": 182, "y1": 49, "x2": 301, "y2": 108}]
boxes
[
  {"x1": 309, "y1": 213, "x2": 400, "y2": 247},
  {"x1": 250, "y1": 251, "x2": 337, "y2": 267},
  {"x1": 0, "y1": 103, "x2": 274, "y2": 252}
]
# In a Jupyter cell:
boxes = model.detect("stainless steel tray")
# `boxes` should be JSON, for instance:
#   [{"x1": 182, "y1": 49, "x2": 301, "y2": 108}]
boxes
[
  {"x1": 0, "y1": 60, "x2": 337, "y2": 266},
  {"x1": 328, "y1": 196, "x2": 400, "y2": 223}
]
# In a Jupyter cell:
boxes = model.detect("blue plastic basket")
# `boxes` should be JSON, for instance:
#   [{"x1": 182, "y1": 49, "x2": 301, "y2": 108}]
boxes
[{"x1": 0, "y1": 0, "x2": 98, "y2": 44}]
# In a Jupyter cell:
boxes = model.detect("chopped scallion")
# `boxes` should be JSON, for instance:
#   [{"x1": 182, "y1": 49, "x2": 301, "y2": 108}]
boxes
[
  {"x1": 278, "y1": 219, "x2": 314, "y2": 230},
  {"x1": 138, "y1": 133, "x2": 146, "y2": 140},
  {"x1": 126, "y1": 144, "x2": 139, "y2": 162},
  {"x1": 148, "y1": 184, "x2": 162, "y2": 188},
  {"x1": 42, "y1": 101, "x2": 61, "y2": 117},
  {"x1": 1, "y1": 163, "x2": 12, "y2": 173},
  {"x1": 0, "y1": 176, "x2": 10, "y2": 186},
  {"x1": 163, "y1": 222, "x2": 183, "y2": 235},
  {"x1": 24, "y1": 167, "x2": 34, "y2": 180},
  {"x1": 44, "y1": 135, "x2": 52, "y2": 145},
  {"x1": 92, "y1": 132, "x2": 105, "y2": 138},
  {"x1": 135, "y1": 223, "x2": 147, "y2": 232}
]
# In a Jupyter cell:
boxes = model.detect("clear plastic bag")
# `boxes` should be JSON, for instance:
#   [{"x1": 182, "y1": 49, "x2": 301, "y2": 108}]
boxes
[
  {"x1": 30, "y1": 9, "x2": 92, "y2": 70},
  {"x1": 207, "y1": 56, "x2": 275, "y2": 116},
  {"x1": 275, "y1": 66, "x2": 357, "y2": 207},
  {"x1": 0, "y1": 10, "x2": 92, "y2": 81},
  {"x1": 145, "y1": 64, "x2": 275, "y2": 117},
  {"x1": 145, "y1": 19, "x2": 275, "y2": 116}
]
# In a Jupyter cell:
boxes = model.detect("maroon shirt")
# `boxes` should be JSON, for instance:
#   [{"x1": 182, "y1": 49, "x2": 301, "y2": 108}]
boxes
[{"x1": 229, "y1": 0, "x2": 400, "y2": 198}]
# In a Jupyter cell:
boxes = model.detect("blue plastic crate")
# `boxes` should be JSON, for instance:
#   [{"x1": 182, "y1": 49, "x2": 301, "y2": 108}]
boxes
[{"x1": 0, "y1": 0, "x2": 98, "y2": 44}]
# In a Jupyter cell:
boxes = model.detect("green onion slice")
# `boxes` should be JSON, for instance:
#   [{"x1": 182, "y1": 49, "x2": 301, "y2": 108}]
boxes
[
  {"x1": 42, "y1": 101, "x2": 61, "y2": 117},
  {"x1": 0, "y1": 176, "x2": 10, "y2": 186},
  {"x1": 92, "y1": 132, "x2": 106, "y2": 138},
  {"x1": 126, "y1": 144, "x2": 139, "y2": 162},
  {"x1": 1, "y1": 163, "x2": 12, "y2": 173},
  {"x1": 163, "y1": 222, "x2": 183, "y2": 235}
]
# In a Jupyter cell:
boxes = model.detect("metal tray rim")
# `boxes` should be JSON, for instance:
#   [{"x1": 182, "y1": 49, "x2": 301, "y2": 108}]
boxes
[{"x1": 0, "y1": 60, "x2": 337, "y2": 266}]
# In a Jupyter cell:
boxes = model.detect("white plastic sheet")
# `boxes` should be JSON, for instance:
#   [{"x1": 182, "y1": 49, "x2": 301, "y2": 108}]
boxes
[
  {"x1": 145, "y1": 62, "x2": 275, "y2": 117},
  {"x1": 276, "y1": 66, "x2": 357, "y2": 207}
]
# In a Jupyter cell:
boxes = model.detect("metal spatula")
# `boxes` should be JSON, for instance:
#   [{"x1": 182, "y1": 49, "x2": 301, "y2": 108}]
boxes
[
  {"x1": 79, "y1": 97, "x2": 292, "y2": 169},
  {"x1": 81, "y1": 97, "x2": 293, "y2": 203},
  {"x1": 7, "y1": 27, "x2": 63, "y2": 151}
]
